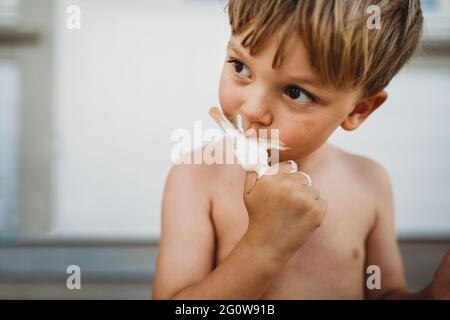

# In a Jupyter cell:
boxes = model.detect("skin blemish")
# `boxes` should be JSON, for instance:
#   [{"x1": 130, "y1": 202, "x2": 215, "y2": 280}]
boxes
[{"x1": 352, "y1": 248, "x2": 360, "y2": 259}]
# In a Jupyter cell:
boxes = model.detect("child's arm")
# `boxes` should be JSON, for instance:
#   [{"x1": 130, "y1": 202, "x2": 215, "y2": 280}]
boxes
[
  {"x1": 364, "y1": 163, "x2": 449, "y2": 299},
  {"x1": 152, "y1": 160, "x2": 326, "y2": 299},
  {"x1": 152, "y1": 162, "x2": 282, "y2": 300},
  {"x1": 152, "y1": 161, "x2": 216, "y2": 299}
]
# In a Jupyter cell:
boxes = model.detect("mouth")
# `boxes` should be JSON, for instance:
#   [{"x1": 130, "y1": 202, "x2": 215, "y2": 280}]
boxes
[
  {"x1": 209, "y1": 106, "x2": 290, "y2": 151},
  {"x1": 210, "y1": 106, "x2": 290, "y2": 176}
]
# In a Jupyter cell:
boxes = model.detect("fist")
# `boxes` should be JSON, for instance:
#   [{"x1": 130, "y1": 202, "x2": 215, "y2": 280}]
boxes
[{"x1": 243, "y1": 161, "x2": 327, "y2": 260}]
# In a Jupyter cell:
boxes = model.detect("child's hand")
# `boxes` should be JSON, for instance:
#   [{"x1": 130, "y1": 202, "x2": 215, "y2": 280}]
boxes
[
  {"x1": 242, "y1": 161, "x2": 327, "y2": 262},
  {"x1": 429, "y1": 250, "x2": 450, "y2": 299}
]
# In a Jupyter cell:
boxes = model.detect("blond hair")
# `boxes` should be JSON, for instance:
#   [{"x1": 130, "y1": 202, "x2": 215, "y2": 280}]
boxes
[{"x1": 227, "y1": 0, "x2": 423, "y2": 97}]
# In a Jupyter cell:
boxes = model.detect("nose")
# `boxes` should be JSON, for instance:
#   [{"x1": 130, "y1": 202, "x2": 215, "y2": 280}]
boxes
[{"x1": 240, "y1": 88, "x2": 273, "y2": 129}]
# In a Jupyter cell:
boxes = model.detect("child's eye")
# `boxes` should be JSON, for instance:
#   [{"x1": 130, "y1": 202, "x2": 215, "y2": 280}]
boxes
[
  {"x1": 227, "y1": 58, "x2": 252, "y2": 78},
  {"x1": 283, "y1": 85, "x2": 314, "y2": 104}
]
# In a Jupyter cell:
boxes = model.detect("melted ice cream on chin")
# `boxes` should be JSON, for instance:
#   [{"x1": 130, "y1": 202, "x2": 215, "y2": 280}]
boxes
[{"x1": 234, "y1": 134, "x2": 271, "y2": 177}]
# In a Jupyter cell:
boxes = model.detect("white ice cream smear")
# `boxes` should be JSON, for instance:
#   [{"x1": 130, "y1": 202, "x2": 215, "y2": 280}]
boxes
[{"x1": 209, "y1": 107, "x2": 289, "y2": 177}]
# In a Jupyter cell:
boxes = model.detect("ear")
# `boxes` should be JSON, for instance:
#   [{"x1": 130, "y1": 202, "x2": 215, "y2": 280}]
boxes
[{"x1": 341, "y1": 90, "x2": 388, "y2": 131}]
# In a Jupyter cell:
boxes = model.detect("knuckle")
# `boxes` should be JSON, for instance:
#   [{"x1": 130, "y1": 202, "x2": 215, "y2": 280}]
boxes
[
  {"x1": 303, "y1": 186, "x2": 317, "y2": 199},
  {"x1": 259, "y1": 175, "x2": 274, "y2": 189},
  {"x1": 312, "y1": 187, "x2": 320, "y2": 199},
  {"x1": 308, "y1": 200, "x2": 327, "y2": 228},
  {"x1": 281, "y1": 177, "x2": 296, "y2": 193},
  {"x1": 312, "y1": 207, "x2": 324, "y2": 227},
  {"x1": 294, "y1": 189, "x2": 307, "y2": 203},
  {"x1": 259, "y1": 173, "x2": 272, "y2": 183},
  {"x1": 307, "y1": 214, "x2": 321, "y2": 228}
]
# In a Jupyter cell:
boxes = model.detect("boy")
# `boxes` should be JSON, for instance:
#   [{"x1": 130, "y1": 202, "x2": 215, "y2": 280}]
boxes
[{"x1": 153, "y1": 0, "x2": 449, "y2": 299}]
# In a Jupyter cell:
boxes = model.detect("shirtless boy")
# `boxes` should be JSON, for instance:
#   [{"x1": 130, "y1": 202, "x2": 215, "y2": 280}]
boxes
[{"x1": 153, "y1": 0, "x2": 449, "y2": 299}]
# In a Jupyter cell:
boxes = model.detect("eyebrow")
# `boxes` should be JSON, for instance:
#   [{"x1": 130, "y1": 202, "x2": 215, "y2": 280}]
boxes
[
  {"x1": 227, "y1": 41, "x2": 246, "y2": 57},
  {"x1": 284, "y1": 74, "x2": 323, "y2": 88},
  {"x1": 227, "y1": 41, "x2": 322, "y2": 88}
]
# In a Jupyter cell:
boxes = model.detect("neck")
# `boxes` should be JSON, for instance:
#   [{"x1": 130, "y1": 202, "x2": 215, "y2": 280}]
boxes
[{"x1": 293, "y1": 143, "x2": 333, "y2": 174}]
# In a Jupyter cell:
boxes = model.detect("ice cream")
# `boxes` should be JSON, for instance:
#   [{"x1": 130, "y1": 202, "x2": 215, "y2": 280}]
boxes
[{"x1": 209, "y1": 107, "x2": 289, "y2": 177}]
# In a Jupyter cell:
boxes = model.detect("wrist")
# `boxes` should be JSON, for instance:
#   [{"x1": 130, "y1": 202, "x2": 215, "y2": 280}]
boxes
[{"x1": 240, "y1": 232, "x2": 290, "y2": 271}]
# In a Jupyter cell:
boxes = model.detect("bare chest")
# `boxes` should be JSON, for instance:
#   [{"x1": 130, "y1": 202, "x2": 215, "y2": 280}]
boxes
[{"x1": 211, "y1": 170, "x2": 375, "y2": 299}]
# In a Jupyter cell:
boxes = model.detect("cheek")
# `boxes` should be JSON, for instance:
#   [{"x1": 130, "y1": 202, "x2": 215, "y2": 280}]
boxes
[
  {"x1": 277, "y1": 113, "x2": 336, "y2": 157},
  {"x1": 218, "y1": 69, "x2": 241, "y2": 118},
  {"x1": 280, "y1": 119, "x2": 318, "y2": 146}
]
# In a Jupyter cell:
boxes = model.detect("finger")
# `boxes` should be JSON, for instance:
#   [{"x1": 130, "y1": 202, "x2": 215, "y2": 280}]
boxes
[
  {"x1": 244, "y1": 128, "x2": 257, "y2": 138},
  {"x1": 287, "y1": 160, "x2": 298, "y2": 172},
  {"x1": 244, "y1": 170, "x2": 258, "y2": 194},
  {"x1": 306, "y1": 186, "x2": 320, "y2": 200},
  {"x1": 284, "y1": 170, "x2": 312, "y2": 186},
  {"x1": 297, "y1": 171, "x2": 312, "y2": 186},
  {"x1": 264, "y1": 161, "x2": 297, "y2": 176},
  {"x1": 317, "y1": 198, "x2": 328, "y2": 217}
]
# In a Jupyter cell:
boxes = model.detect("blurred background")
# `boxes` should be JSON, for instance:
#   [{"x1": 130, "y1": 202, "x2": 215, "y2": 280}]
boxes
[{"x1": 0, "y1": 0, "x2": 449, "y2": 299}]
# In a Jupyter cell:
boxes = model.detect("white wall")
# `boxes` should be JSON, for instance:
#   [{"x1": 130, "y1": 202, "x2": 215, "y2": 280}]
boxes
[
  {"x1": 50, "y1": 0, "x2": 450, "y2": 238},
  {"x1": 51, "y1": 0, "x2": 229, "y2": 238}
]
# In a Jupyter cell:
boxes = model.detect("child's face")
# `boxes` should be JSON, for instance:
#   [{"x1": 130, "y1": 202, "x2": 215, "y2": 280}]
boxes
[{"x1": 219, "y1": 32, "x2": 368, "y2": 162}]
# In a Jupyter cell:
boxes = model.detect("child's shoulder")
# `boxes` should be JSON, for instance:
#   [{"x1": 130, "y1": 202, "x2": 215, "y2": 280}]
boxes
[
  {"x1": 167, "y1": 147, "x2": 218, "y2": 185},
  {"x1": 332, "y1": 144, "x2": 392, "y2": 197},
  {"x1": 166, "y1": 140, "x2": 240, "y2": 193},
  {"x1": 166, "y1": 142, "x2": 393, "y2": 203}
]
